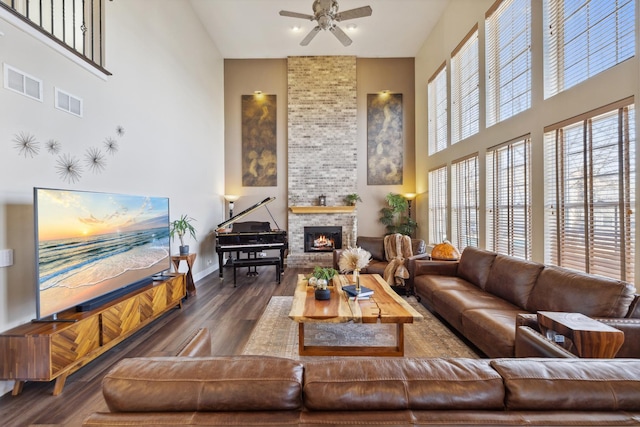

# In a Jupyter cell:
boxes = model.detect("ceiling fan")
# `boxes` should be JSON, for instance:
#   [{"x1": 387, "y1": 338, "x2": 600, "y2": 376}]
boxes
[{"x1": 279, "y1": 0, "x2": 373, "y2": 47}]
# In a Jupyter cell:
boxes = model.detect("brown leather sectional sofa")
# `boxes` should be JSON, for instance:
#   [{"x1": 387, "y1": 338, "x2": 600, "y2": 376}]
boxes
[
  {"x1": 409, "y1": 246, "x2": 640, "y2": 358},
  {"x1": 83, "y1": 355, "x2": 640, "y2": 426},
  {"x1": 333, "y1": 236, "x2": 428, "y2": 276}
]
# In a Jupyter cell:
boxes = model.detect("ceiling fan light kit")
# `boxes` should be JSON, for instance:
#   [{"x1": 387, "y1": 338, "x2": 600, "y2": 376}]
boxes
[{"x1": 280, "y1": 0, "x2": 372, "y2": 46}]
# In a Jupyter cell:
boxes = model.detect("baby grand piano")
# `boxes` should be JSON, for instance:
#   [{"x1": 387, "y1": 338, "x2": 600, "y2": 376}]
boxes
[{"x1": 215, "y1": 197, "x2": 287, "y2": 278}]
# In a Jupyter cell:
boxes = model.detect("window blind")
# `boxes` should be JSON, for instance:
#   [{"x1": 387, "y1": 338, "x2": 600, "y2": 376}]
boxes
[
  {"x1": 428, "y1": 63, "x2": 448, "y2": 155},
  {"x1": 544, "y1": 103, "x2": 635, "y2": 282},
  {"x1": 487, "y1": 136, "x2": 531, "y2": 259},
  {"x1": 429, "y1": 165, "x2": 448, "y2": 244},
  {"x1": 451, "y1": 26, "x2": 479, "y2": 144},
  {"x1": 452, "y1": 155, "x2": 479, "y2": 249},
  {"x1": 543, "y1": 0, "x2": 635, "y2": 98},
  {"x1": 486, "y1": 0, "x2": 531, "y2": 127}
]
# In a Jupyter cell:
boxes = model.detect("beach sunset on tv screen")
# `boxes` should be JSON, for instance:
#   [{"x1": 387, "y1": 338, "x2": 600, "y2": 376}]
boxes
[{"x1": 34, "y1": 188, "x2": 170, "y2": 319}]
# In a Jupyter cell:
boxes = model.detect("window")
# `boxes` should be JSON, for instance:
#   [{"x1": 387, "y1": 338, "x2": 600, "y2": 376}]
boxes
[
  {"x1": 544, "y1": 0, "x2": 635, "y2": 98},
  {"x1": 544, "y1": 100, "x2": 635, "y2": 282},
  {"x1": 429, "y1": 165, "x2": 448, "y2": 244},
  {"x1": 451, "y1": 26, "x2": 479, "y2": 144},
  {"x1": 451, "y1": 155, "x2": 479, "y2": 249},
  {"x1": 487, "y1": 136, "x2": 531, "y2": 259},
  {"x1": 0, "y1": 0, "x2": 108, "y2": 72},
  {"x1": 428, "y1": 63, "x2": 448, "y2": 154},
  {"x1": 486, "y1": 0, "x2": 531, "y2": 126}
]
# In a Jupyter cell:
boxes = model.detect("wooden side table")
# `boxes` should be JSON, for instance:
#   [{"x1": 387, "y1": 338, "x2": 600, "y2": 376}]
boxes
[
  {"x1": 171, "y1": 253, "x2": 197, "y2": 297},
  {"x1": 537, "y1": 311, "x2": 624, "y2": 358}
]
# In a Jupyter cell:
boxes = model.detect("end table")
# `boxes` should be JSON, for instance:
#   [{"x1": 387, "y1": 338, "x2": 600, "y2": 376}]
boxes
[{"x1": 171, "y1": 253, "x2": 197, "y2": 297}]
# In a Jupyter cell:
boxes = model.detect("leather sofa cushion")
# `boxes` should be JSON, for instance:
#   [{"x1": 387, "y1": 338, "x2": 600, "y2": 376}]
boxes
[
  {"x1": 456, "y1": 246, "x2": 497, "y2": 289},
  {"x1": 461, "y1": 308, "x2": 529, "y2": 358},
  {"x1": 357, "y1": 236, "x2": 385, "y2": 261},
  {"x1": 102, "y1": 356, "x2": 303, "y2": 412},
  {"x1": 356, "y1": 236, "x2": 427, "y2": 263},
  {"x1": 484, "y1": 255, "x2": 544, "y2": 309},
  {"x1": 526, "y1": 266, "x2": 636, "y2": 317},
  {"x1": 491, "y1": 358, "x2": 640, "y2": 411},
  {"x1": 303, "y1": 358, "x2": 504, "y2": 411},
  {"x1": 413, "y1": 275, "x2": 476, "y2": 304},
  {"x1": 432, "y1": 288, "x2": 519, "y2": 334},
  {"x1": 361, "y1": 259, "x2": 386, "y2": 276},
  {"x1": 412, "y1": 239, "x2": 427, "y2": 255}
]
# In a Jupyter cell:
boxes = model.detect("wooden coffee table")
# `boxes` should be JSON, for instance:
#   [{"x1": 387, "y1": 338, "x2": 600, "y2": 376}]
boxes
[{"x1": 289, "y1": 273, "x2": 423, "y2": 356}]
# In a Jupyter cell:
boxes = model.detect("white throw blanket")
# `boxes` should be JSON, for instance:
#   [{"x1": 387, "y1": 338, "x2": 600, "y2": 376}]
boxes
[{"x1": 383, "y1": 234, "x2": 413, "y2": 286}]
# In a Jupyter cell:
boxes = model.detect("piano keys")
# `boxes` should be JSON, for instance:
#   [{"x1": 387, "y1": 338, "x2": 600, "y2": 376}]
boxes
[{"x1": 215, "y1": 197, "x2": 288, "y2": 278}]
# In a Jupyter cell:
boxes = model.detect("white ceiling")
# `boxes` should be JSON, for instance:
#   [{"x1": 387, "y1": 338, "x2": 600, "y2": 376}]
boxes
[{"x1": 189, "y1": 0, "x2": 450, "y2": 59}]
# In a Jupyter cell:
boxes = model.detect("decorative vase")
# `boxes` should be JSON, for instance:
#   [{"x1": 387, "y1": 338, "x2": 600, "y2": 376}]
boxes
[
  {"x1": 315, "y1": 288, "x2": 330, "y2": 300},
  {"x1": 353, "y1": 268, "x2": 361, "y2": 292},
  {"x1": 179, "y1": 245, "x2": 189, "y2": 255}
]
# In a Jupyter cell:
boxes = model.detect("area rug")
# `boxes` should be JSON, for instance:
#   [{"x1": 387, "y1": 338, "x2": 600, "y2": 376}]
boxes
[{"x1": 241, "y1": 296, "x2": 479, "y2": 359}]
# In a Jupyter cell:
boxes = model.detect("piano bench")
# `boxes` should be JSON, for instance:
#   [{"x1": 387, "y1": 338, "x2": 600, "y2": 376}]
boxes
[{"x1": 232, "y1": 257, "x2": 281, "y2": 287}]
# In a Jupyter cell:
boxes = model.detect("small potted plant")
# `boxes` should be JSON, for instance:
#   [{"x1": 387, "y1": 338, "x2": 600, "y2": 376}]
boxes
[
  {"x1": 170, "y1": 214, "x2": 197, "y2": 255},
  {"x1": 308, "y1": 266, "x2": 338, "y2": 300},
  {"x1": 344, "y1": 193, "x2": 362, "y2": 206}
]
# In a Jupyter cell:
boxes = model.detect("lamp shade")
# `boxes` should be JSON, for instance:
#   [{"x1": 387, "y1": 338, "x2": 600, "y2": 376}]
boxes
[{"x1": 430, "y1": 240, "x2": 460, "y2": 261}]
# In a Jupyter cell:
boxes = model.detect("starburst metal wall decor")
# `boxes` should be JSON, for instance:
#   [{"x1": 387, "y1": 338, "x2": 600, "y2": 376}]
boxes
[
  {"x1": 13, "y1": 132, "x2": 40, "y2": 158},
  {"x1": 104, "y1": 137, "x2": 119, "y2": 155},
  {"x1": 11, "y1": 124, "x2": 125, "y2": 183},
  {"x1": 46, "y1": 139, "x2": 62, "y2": 155},
  {"x1": 85, "y1": 147, "x2": 107, "y2": 173},
  {"x1": 56, "y1": 154, "x2": 83, "y2": 183}
]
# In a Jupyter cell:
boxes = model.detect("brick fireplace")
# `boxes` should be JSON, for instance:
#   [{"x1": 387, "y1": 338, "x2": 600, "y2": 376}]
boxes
[{"x1": 286, "y1": 56, "x2": 358, "y2": 268}]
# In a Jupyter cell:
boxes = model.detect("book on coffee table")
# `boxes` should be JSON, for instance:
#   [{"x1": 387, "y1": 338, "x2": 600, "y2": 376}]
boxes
[{"x1": 342, "y1": 285, "x2": 374, "y2": 297}]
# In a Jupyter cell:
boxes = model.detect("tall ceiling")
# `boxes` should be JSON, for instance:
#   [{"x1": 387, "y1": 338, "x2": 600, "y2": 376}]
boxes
[{"x1": 189, "y1": 0, "x2": 450, "y2": 58}]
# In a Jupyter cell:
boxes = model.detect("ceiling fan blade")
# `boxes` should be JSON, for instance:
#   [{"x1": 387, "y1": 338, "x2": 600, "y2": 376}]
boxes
[
  {"x1": 300, "y1": 26, "x2": 322, "y2": 46},
  {"x1": 330, "y1": 25, "x2": 352, "y2": 46},
  {"x1": 335, "y1": 5, "x2": 372, "y2": 21},
  {"x1": 279, "y1": 10, "x2": 315, "y2": 20}
]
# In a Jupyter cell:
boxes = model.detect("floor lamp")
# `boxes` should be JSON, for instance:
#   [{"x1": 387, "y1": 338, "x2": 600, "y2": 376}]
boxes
[
  {"x1": 224, "y1": 194, "x2": 240, "y2": 219},
  {"x1": 223, "y1": 195, "x2": 240, "y2": 265}
]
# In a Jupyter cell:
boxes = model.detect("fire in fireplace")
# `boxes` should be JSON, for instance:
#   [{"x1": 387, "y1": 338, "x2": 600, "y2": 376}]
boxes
[{"x1": 304, "y1": 226, "x2": 342, "y2": 252}]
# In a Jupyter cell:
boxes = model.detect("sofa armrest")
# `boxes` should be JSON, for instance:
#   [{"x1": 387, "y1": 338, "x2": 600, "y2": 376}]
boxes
[
  {"x1": 626, "y1": 294, "x2": 640, "y2": 318},
  {"x1": 175, "y1": 328, "x2": 211, "y2": 357},
  {"x1": 515, "y1": 313, "x2": 538, "y2": 328},
  {"x1": 517, "y1": 315, "x2": 640, "y2": 358},
  {"x1": 515, "y1": 326, "x2": 578, "y2": 358},
  {"x1": 592, "y1": 318, "x2": 640, "y2": 358},
  {"x1": 332, "y1": 249, "x2": 344, "y2": 270}
]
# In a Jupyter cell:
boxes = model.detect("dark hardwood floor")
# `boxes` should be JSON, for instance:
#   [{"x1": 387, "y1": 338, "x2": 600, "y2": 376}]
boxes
[{"x1": 0, "y1": 266, "x2": 305, "y2": 427}]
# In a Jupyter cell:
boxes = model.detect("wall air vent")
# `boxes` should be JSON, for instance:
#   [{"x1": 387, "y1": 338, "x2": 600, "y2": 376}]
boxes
[
  {"x1": 55, "y1": 88, "x2": 83, "y2": 117},
  {"x1": 3, "y1": 64, "x2": 43, "y2": 102}
]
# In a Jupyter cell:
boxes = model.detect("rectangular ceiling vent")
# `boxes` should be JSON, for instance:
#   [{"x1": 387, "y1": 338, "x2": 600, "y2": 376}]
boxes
[
  {"x1": 55, "y1": 88, "x2": 83, "y2": 117},
  {"x1": 3, "y1": 64, "x2": 43, "y2": 102}
]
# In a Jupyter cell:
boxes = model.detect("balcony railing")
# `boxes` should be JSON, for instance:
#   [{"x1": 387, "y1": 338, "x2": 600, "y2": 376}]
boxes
[{"x1": 1, "y1": 0, "x2": 110, "y2": 75}]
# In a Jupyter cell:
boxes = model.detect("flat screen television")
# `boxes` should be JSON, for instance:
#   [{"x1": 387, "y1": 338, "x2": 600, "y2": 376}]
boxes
[{"x1": 34, "y1": 187, "x2": 171, "y2": 320}]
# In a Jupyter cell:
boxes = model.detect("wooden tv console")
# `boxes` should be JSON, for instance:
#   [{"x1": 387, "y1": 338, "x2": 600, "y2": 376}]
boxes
[{"x1": 0, "y1": 274, "x2": 186, "y2": 396}]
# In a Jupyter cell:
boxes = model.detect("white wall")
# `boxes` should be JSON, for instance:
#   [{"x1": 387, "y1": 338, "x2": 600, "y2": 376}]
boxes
[
  {"x1": 0, "y1": 0, "x2": 225, "y2": 395},
  {"x1": 415, "y1": 0, "x2": 640, "y2": 264}
]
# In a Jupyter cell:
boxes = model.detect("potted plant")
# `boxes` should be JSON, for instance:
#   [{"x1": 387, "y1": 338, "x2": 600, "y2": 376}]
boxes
[
  {"x1": 170, "y1": 214, "x2": 197, "y2": 255},
  {"x1": 379, "y1": 193, "x2": 417, "y2": 236},
  {"x1": 344, "y1": 193, "x2": 362, "y2": 206},
  {"x1": 308, "y1": 266, "x2": 338, "y2": 300}
]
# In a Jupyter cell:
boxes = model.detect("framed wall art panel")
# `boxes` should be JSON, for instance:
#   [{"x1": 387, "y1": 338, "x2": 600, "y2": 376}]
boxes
[
  {"x1": 242, "y1": 94, "x2": 277, "y2": 186},
  {"x1": 367, "y1": 93, "x2": 403, "y2": 185}
]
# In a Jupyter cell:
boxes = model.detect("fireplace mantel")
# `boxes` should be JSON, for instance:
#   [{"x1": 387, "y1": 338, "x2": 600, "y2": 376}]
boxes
[{"x1": 289, "y1": 206, "x2": 356, "y2": 214}]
